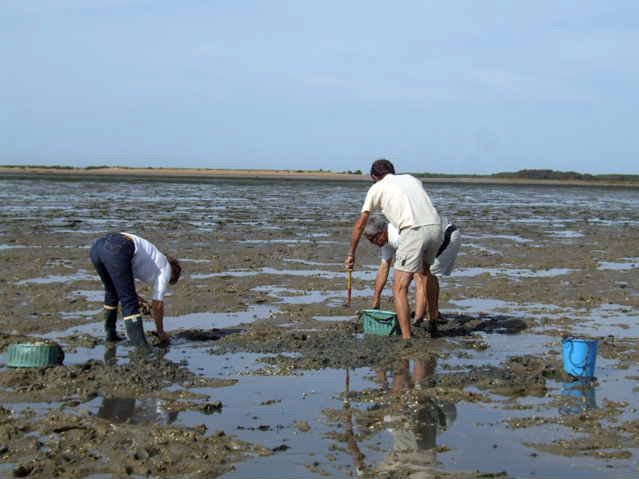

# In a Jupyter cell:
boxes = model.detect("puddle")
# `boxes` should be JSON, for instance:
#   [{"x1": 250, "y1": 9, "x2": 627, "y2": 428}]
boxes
[
  {"x1": 193, "y1": 268, "x2": 377, "y2": 281},
  {"x1": 449, "y1": 298, "x2": 517, "y2": 313},
  {"x1": 313, "y1": 315, "x2": 355, "y2": 322},
  {"x1": 167, "y1": 305, "x2": 277, "y2": 330},
  {"x1": 238, "y1": 239, "x2": 341, "y2": 245},
  {"x1": 465, "y1": 242, "x2": 503, "y2": 256},
  {"x1": 59, "y1": 308, "x2": 101, "y2": 319},
  {"x1": 184, "y1": 367, "x2": 391, "y2": 479},
  {"x1": 455, "y1": 267, "x2": 575, "y2": 278},
  {"x1": 0, "y1": 244, "x2": 30, "y2": 250},
  {"x1": 563, "y1": 304, "x2": 639, "y2": 337},
  {"x1": 69, "y1": 289, "x2": 103, "y2": 303},
  {"x1": 547, "y1": 230, "x2": 584, "y2": 239},
  {"x1": 44, "y1": 304, "x2": 277, "y2": 341},
  {"x1": 284, "y1": 258, "x2": 344, "y2": 267},
  {"x1": 88, "y1": 395, "x2": 180, "y2": 425},
  {"x1": 468, "y1": 233, "x2": 532, "y2": 244},
  {"x1": 598, "y1": 259, "x2": 639, "y2": 271},
  {"x1": 16, "y1": 270, "x2": 94, "y2": 285}
]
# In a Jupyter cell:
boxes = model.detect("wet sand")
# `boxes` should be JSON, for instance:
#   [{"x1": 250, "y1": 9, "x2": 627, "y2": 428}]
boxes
[{"x1": 0, "y1": 175, "x2": 638, "y2": 477}]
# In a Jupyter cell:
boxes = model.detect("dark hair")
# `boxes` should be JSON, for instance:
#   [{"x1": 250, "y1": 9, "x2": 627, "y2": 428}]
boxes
[
  {"x1": 370, "y1": 159, "x2": 395, "y2": 178},
  {"x1": 167, "y1": 256, "x2": 182, "y2": 284}
]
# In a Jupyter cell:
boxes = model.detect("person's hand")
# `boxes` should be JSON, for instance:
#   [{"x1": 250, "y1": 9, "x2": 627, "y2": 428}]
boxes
[
  {"x1": 156, "y1": 331, "x2": 170, "y2": 345},
  {"x1": 345, "y1": 254, "x2": 355, "y2": 271},
  {"x1": 138, "y1": 296, "x2": 152, "y2": 315},
  {"x1": 371, "y1": 298, "x2": 380, "y2": 309}
]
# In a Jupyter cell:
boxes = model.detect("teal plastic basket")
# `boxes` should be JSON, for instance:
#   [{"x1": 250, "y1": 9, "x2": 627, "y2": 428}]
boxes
[
  {"x1": 7, "y1": 343, "x2": 65, "y2": 368},
  {"x1": 360, "y1": 309, "x2": 400, "y2": 336}
]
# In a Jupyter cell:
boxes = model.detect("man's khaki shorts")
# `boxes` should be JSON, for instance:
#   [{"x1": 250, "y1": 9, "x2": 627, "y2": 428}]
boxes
[{"x1": 394, "y1": 224, "x2": 443, "y2": 273}]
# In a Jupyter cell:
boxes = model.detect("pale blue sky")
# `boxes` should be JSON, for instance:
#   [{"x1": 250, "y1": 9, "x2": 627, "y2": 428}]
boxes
[{"x1": 1, "y1": 1, "x2": 638, "y2": 174}]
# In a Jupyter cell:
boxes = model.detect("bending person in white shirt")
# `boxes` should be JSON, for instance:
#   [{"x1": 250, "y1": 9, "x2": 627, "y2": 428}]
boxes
[
  {"x1": 364, "y1": 216, "x2": 461, "y2": 332},
  {"x1": 90, "y1": 232, "x2": 181, "y2": 346}
]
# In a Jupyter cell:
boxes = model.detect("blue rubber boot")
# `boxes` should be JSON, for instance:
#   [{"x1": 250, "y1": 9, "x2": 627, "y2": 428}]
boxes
[{"x1": 104, "y1": 308, "x2": 124, "y2": 342}]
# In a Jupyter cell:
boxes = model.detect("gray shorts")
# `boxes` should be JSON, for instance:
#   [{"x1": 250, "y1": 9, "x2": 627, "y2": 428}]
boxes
[{"x1": 395, "y1": 224, "x2": 443, "y2": 273}]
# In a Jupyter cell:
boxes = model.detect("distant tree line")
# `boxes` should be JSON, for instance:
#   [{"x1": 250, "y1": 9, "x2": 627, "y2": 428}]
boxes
[
  {"x1": 491, "y1": 169, "x2": 639, "y2": 182},
  {"x1": 412, "y1": 169, "x2": 639, "y2": 183},
  {"x1": 1, "y1": 165, "x2": 637, "y2": 183}
]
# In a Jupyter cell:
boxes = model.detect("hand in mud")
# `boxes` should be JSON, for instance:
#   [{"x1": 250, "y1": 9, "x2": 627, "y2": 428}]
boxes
[
  {"x1": 138, "y1": 296, "x2": 152, "y2": 316},
  {"x1": 150, "y1": 331, "x2": 170, "y2": 346},
  {"x1": 158, "y1": 331, "x2": 170, "y2": 345}
]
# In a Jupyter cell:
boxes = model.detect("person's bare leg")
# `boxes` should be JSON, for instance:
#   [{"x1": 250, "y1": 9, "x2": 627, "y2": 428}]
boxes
[
  {"x1": 414, "y1": 357, "x2": 436, "y2": 387},
  {"x1": 392, "y1": 359, "x2": 410, "y2": 392},
  {"x1": 393, "y1": 270, "x2": 414, "y2": 339},
  {"x1": 426, "y1": 270, "x2": 440, "y2": 329},
  {"x1": 413, "y1": 272, "x2": 427, "y2": 326}
]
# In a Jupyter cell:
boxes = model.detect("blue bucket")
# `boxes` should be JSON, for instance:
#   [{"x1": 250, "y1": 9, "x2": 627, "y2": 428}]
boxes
[{"x1": 562, "y1": 338, "x2": 598, "y2": 379}]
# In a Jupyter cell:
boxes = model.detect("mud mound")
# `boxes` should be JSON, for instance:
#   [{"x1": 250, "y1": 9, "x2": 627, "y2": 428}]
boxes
[
  {"x1": 424, "y1": 355, "x2": 565, "y2": 397},
  {"x1": 436, "y1": 313, "x2": 528, "y2": 336},
  {"x1": 175, "y1": 328, "x2": 244, "y2": 341},
  {"x1": 0, "y1": 354, "x2": 233, "y2": 402},
  {"x1": 214, "y1": 328, "x2": 445, "y2": 370},
  {"x1": 2, "y1": 410, "x2": 269, "y2": 478},
  {"x1": 0, "y1": 333, "x2": 50, "y2": 352}
]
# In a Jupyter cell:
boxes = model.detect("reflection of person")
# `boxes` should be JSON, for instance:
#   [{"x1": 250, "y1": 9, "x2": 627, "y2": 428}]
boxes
[
  {"x1": 345, "y1": 159, "x2": 442, "y2": 339},
  {"x1": 365, "y1": 217, "x2": 461, "y2": 328},
  {"x1": 377, "y1": 358, "x2": 457, "y2": 475},
  {"x1": 98, "y1": 396, "x2": 178, "y2": 424},
  {"x1": 343, "y1": 370, "x2": 367, "y2": 476},
  {"x1": 90, "y1": 232, "x2": 181, "y2": 346}
]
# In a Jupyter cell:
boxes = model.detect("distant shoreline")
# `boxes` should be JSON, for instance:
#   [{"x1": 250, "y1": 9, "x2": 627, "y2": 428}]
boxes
[{"x1": 1, "y1": 166, "x2": 638, "y2": 188}]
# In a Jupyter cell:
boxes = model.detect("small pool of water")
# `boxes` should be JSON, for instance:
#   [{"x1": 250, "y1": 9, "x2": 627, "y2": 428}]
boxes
[
  {"x1": 455, "y1": 267, "x2": 575, "y2": 278},
  {"x1": 16, "y1": 270, "x2": 94, "y2": 285}
]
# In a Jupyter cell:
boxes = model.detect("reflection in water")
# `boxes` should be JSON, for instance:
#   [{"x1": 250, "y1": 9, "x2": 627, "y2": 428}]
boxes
[
  {"x1": 98, "y1": 345, "x2": 178, "y2": 425},
  {"x1": 379, "y1": 359, "x2": 456, "y2": 454},
  {"x1": 343, "y1": 369, "x2": 366, "y2": 476},
  {"x1": 559, "y1": 380, "x2": 597, "y2": 416},
  {"x1": 341, "y1": 359, "x2": 457, "y2": 476},
  {"x1": 98, "y1": 397, "x2": 178, "y2": 425}
]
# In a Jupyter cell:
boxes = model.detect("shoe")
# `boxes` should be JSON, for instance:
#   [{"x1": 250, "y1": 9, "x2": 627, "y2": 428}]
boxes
[
  {"x1": 124, "y1": 315, "x2": 148, "y2": 346},
  {"x1": 104, "y1": 308, "x2": 124, "y2": 342},
  {"x1": 428, "y1": 321, "x2": 440, "y2": 338}
]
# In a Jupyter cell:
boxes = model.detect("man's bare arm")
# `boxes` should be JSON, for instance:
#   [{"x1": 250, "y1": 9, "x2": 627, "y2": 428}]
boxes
[
  {"x1": 345, "y1": 211, "x2": 370, "y2": 270},
  {"x1": 372, "y1": 259, "x2": 390, "y2": 308},
  {"x1": 151, "y1": 300, "x2": 170, "y2": 343}
]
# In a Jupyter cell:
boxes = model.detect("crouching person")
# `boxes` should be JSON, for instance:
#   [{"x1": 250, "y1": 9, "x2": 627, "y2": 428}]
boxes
[{"x1": 90, "y1": 232, "x2": 181, "y2": 346}]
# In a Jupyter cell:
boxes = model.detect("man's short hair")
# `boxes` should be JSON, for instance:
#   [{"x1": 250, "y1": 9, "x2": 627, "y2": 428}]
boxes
[
  {"x1": 370, "y1": 159, "x2": 395, "y2": 178},
  {"x1": 364, "y1": 215, "x2": 388, "y2": 237}
]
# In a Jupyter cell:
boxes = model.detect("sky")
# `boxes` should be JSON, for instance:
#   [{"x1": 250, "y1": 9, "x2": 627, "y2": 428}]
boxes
[{"x1": 1, "y1": 1, "x2": 638, "y2": 174}]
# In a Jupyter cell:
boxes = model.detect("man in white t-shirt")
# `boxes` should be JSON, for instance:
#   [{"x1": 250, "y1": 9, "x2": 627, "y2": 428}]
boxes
[
  {"x1": 365, "y1": 216, "x2": 461, "y2": 328},
  {"x1": 90, "y1": 232, "x2": 181, "y2": 346},
  {"x1": 345, "y1": 159, "x2": 442, "y2": 339}
]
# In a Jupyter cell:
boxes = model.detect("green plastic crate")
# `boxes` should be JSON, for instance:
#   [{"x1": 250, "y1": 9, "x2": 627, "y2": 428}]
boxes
[
  {"x1": 360, "y1": 309, "x2": 401, "y2": 336},
  {"x1": 7, "y1": 342, "x2": 65, "y2": 368}
]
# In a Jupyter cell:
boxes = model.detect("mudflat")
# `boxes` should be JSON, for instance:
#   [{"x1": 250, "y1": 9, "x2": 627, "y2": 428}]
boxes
[{"x1": 0, "y1": 175, "x2": 638, "y2": 477}]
